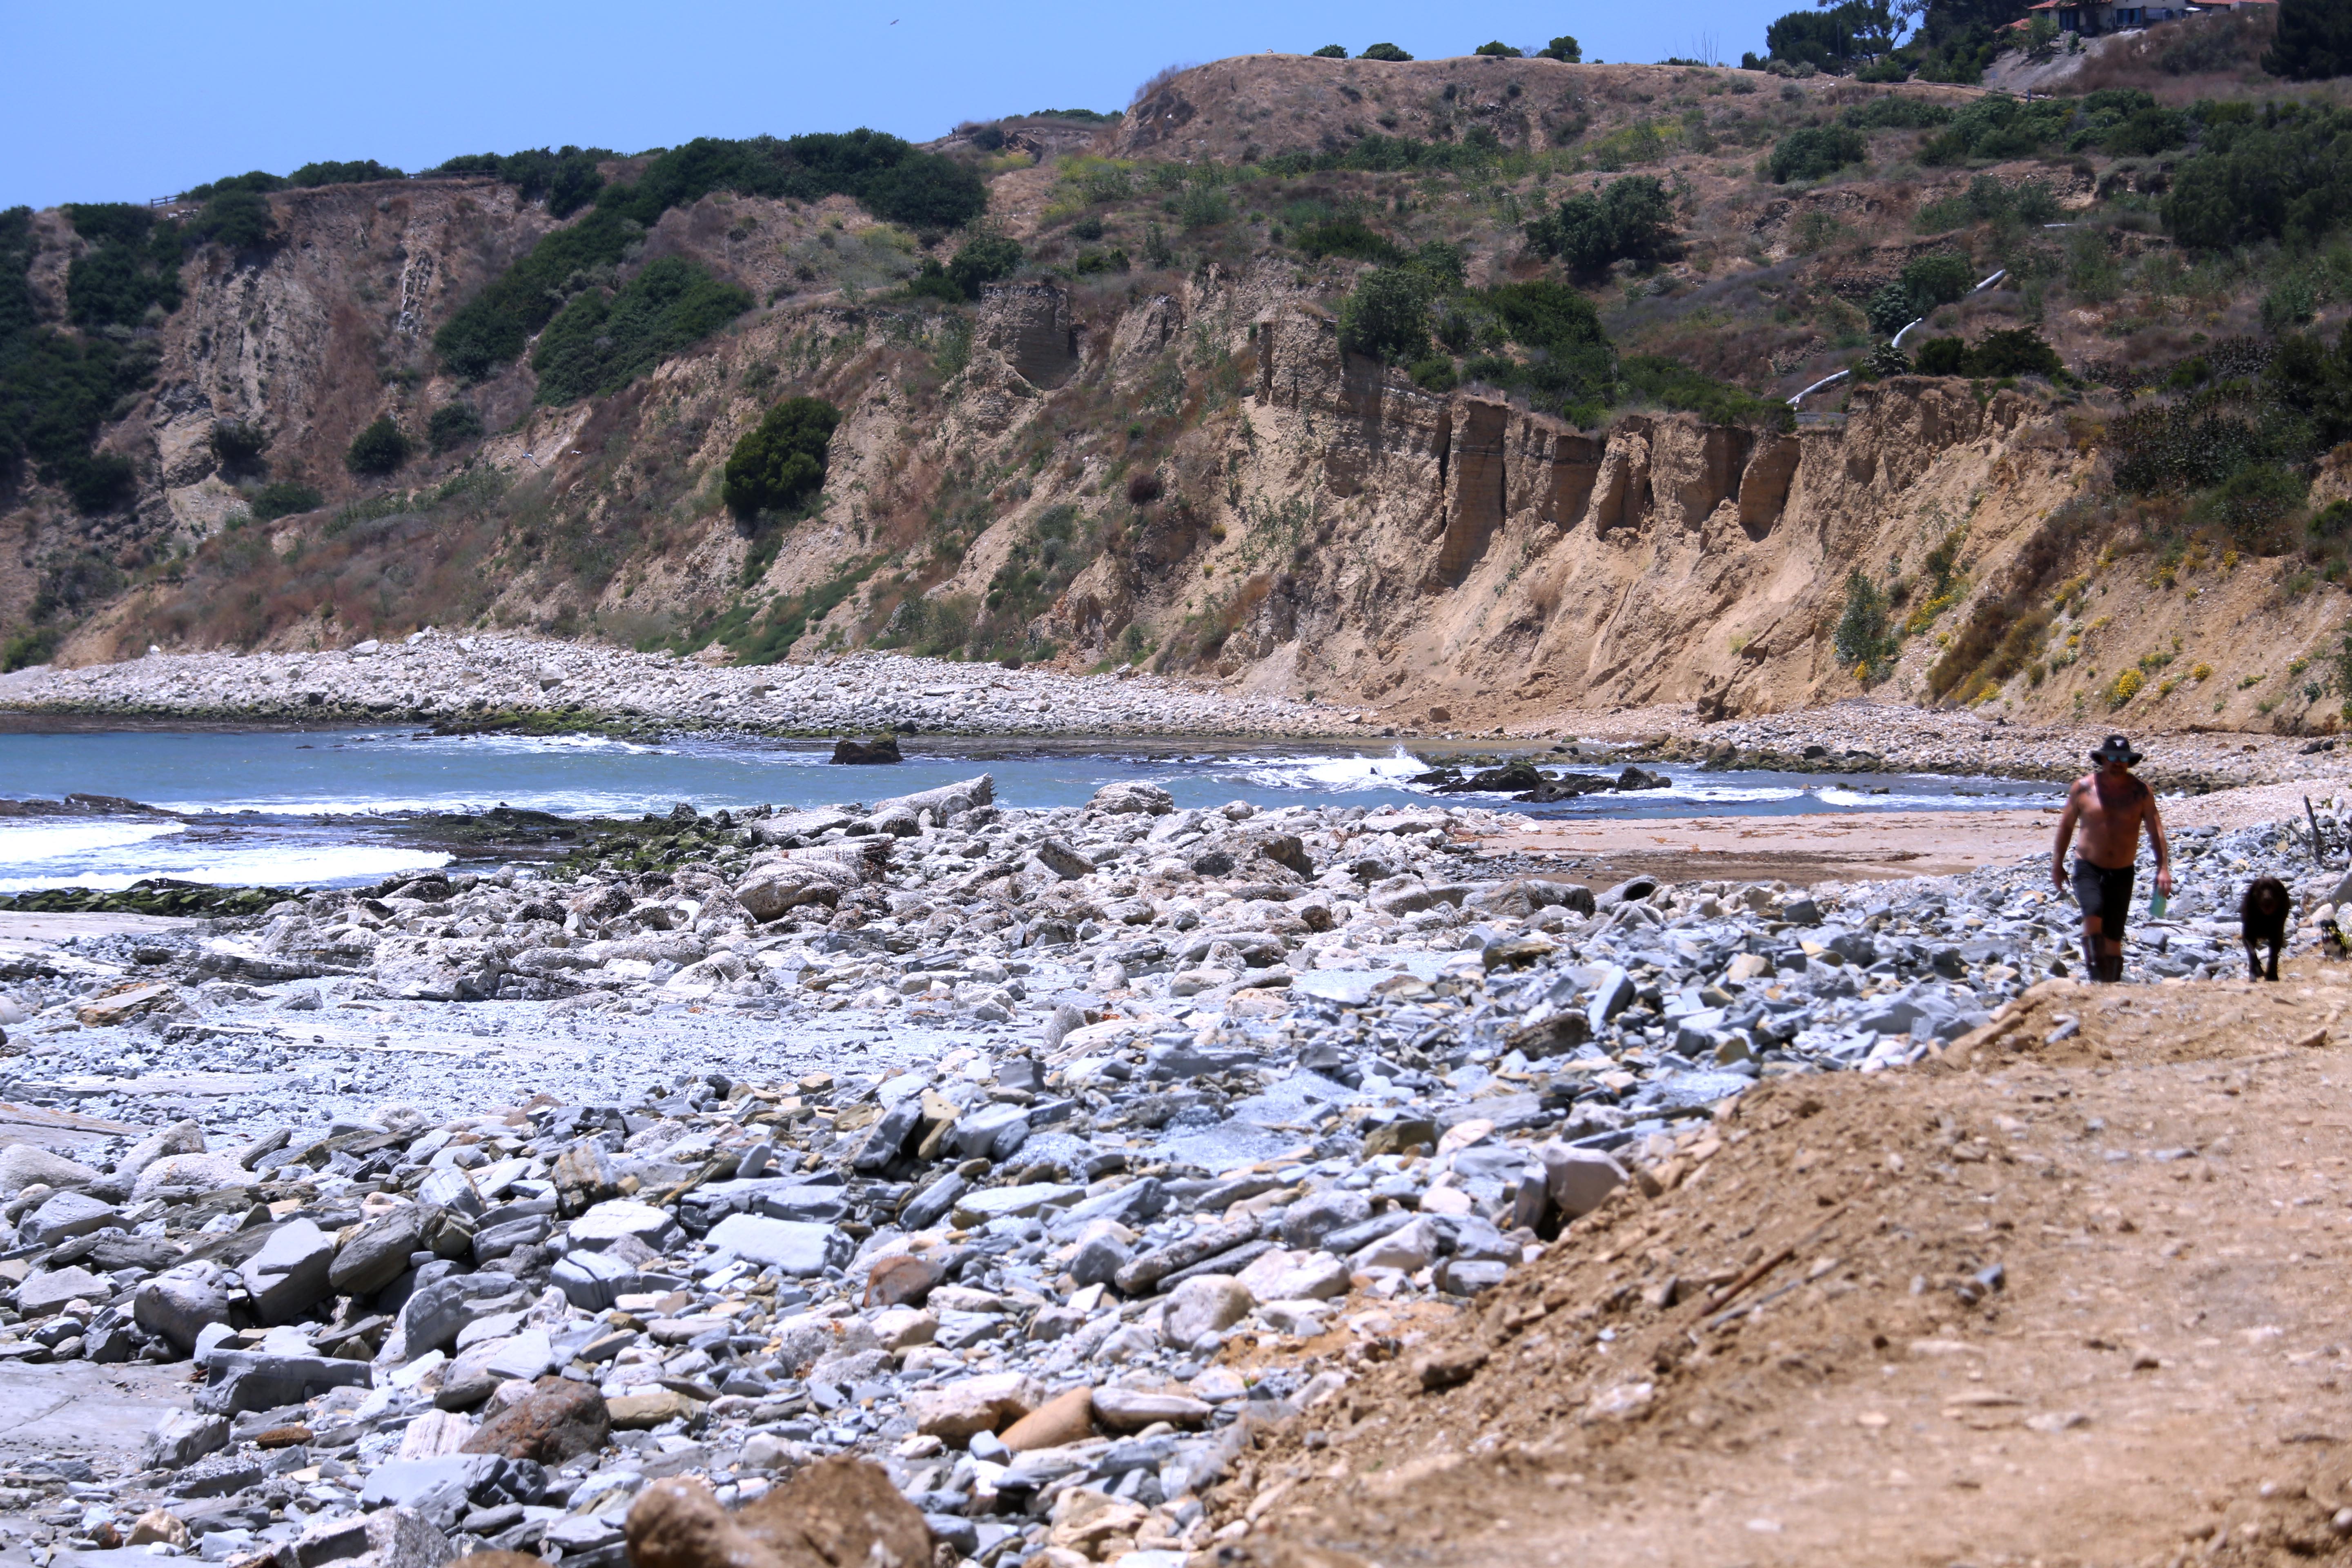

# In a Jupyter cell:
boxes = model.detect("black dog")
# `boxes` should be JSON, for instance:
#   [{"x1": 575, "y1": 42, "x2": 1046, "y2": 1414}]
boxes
[{"x1": 2242, "y1": 875, "x2": 2291, "y2": 981}]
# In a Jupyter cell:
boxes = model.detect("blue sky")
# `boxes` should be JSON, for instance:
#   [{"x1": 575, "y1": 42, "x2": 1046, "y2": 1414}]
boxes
[{"x1": 2, "y1": 1, "x2": 1804, "y2": 211}]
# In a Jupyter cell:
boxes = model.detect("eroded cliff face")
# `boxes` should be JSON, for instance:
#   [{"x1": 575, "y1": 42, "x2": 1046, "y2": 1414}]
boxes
[
  {"x1": 1009, "y1": 287, "x2": 2099, "y2": 727},
  {"x1": 20, "y1": 185, "x2": 2332, "y2": 735},
  {"x1": 0, "y1": 178, "x2": 557, "y2": 635}
]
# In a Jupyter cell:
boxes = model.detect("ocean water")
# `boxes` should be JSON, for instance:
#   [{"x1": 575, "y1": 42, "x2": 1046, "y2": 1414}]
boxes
[{"x1": 0, "y1": 728, "x2": 2057, "y2": 892}]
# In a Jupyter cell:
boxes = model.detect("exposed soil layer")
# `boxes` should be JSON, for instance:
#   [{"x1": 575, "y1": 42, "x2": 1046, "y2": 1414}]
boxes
[{"x1": 1209, "y1": 962, "x2": 2352, "y2": 1568}]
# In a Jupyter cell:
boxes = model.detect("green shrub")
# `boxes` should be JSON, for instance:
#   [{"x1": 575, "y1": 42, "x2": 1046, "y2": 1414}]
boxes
[
  {"x1": 2193, "y1": 461, "x2": 2308, "y2": 547},
  {"x1": 2164, "y1": 104, "x2": 2352, "y2": 252},
  {"x1": 1833, "y1": 568, "x2": 1895, "y2": 679},
  {"x1": 427, "y1": 402, "x2": 484, "y2": 453},
  {"x1": 0, "y1": 330, "x2": 157, "y2": 492},
  {"x1": 1360, "y1": 42, "x2": 1412, "y2": 60},
  {"x1": 63, "y1": 204, "x2": 157, "y2": 247},
  {"x1": 1339, "y1": 267, "x2": 1434, "y2": 362},
  {"x1": 1475, "y1": 41, "x2": 1523, "y2": 57},
  {"x1": 908, "y1": 261, "x2": 965, "y2": 303},
  {"x1": 1902, "y1": 251, "x2": 1977, "y2": 310},
  {"x1": 247, "y1": 481, "x2": 323, "y2": 521},
  {"x1": 434, "y1": 131, "x2": 984, "y2": 381},
  {"x1": 345, "y1": 416, "x2": 411, "y2": 477},
  {"x1": 947, "y1": 234, "x2": 1023, "y2": 297},
  {"x1": 1312, "y1": 44, "x2": 1348, "y2": 57},
  {"x1": 61, "y1": 207, "x2": 186, "y2": 330},
  {"x1": 434, "y1": 146, "x2": 614, "y2": 217},
  {"x1": 1410, "y1": 355, "x2": 1459, "y2": 392},
  {"x1": 724, "y1": 396, "x2": 839, "y2": 517},
  {"x1": 531, "y1": 256, "x2": 753, "y2": 404},
  {"x1": 1539, "y1": 36, "x2": 1583, "y2": 61},
  {"x1": 1073, "y1": 247, "x2": 1130, "y2": 274},
  {"x1": 1842, "y1": 95, "x2": 1953, "y2": 130},
  {"x1": 2264, "y1": 0, "x2": 2352, "y2": 80},
  {"x1": 1619, "y1": 355, "x2": 1796, "y2": 430},
  {"x1": 1294, "y1": 216, "x2": 1403, "y2": 263},
  {"x1": 1, "y1": 626, "x2": 60, "y2": 673},
  {"x1": 1768, "y1": 124, "x2": 1869, "y2": 182},
  {"x1": 2269, "y1": 324, "x2": 2352, "y2": 448},
  {"x1": 0, "y1": 207, "x2": 32, "y2": 343},
  {"x1": 1468, "y1": 281, "x2": 1619, "y2": 416},
  {"x1": 288, "y1": 159, "x2": 404, "y2": 186},
  {"x1": 60, "y1": 451, "x2": 136, "y2": 512},
  {"x1": 1909, "y1": 326, "x2": 2063, "y2": 377},
  {"x1": 1920, "y1": 94, "x2": 2073, "y2": 163},
  {"x1": 2099, "y1": 105, "x2": 2193, "y2": 156},
  {"x1": 190, "y1": 189, "x2": 274, "y2": 250},
  {"x1": 1867, "y1": 282, "x2": 1920, "y2": 335},
  {"x1": 2309, "y1": 499, "x2": 2352, "y2": 541},
  {"x1": 1523, "y1": 175, "x2": 1679, "y2": 276}
]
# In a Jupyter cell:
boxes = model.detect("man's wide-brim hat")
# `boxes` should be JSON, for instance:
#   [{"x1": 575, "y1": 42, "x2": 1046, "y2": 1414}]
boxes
[{"x1": 2090, "y1": 734, "x2": 2141, "y2": 766}]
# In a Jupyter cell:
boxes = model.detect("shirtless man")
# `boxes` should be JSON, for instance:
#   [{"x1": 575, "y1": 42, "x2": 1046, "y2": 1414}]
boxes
[{"x1": 2050, "y1": 734, "x2": 2173, "y2": 982}]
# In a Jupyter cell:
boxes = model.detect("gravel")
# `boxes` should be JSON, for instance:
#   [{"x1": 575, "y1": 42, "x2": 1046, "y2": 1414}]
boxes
[{"x1": 0, "y1": 635, "x2": 1368, "y2": 739}]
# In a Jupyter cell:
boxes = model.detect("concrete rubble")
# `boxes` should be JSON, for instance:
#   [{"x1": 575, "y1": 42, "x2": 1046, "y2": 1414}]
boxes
[{"x1": 0, "y1": 775, "x2": 2343, "y2": 1568}]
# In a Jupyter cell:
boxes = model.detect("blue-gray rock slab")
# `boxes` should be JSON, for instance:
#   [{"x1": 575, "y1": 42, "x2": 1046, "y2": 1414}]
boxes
[
  {"x1": 566, "y1": 1200, "x2": 680, "y2": 1253},
  {"x1": 1632, "y1": 1070, "x2": 1755, "y2": 1114},
  {"x1": 950, "y1": 1183, "x2": 1085, "y2": 1227},
  {"x1": 702, "y1": 1214, "x2": 849, "y2": 1275},
  {"x1": 357, "y1": 1452, "x2": 498, "y2": 1529},
  {"x1": 195, "y1": 1345, "x2": 371, "y2": 1415}
]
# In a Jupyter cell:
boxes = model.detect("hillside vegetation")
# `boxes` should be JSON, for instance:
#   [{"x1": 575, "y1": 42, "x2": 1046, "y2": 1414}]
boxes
[{"x1": 0, "y1": 30, "x2": 2348, "y2": 733}]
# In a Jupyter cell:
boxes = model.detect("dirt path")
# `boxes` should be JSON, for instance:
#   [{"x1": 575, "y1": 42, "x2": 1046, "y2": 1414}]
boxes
[{"x1": 1209, "y1": 962, "x2": 2352, "y2": 1568}]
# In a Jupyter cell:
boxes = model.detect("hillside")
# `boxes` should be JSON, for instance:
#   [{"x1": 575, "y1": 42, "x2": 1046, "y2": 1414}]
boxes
[{"x1": 4, "y1": 41, "x2": 2352, "y2": 734}]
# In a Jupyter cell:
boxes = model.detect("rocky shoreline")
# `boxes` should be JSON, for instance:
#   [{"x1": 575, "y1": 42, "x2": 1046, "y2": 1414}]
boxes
[
  {"x1": 0, "y1": 637, "x2": 1365, "y2": 742},
  {"x1": 0, "y1": 770, "x2": 2342, "y2": 1568},
  {"x1": 8, "y1": 639, "x2": 2350, "y2": 796}
]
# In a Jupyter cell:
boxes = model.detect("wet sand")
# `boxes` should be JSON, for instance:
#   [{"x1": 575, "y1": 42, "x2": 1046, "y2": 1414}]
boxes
[{"x1": 1472, "y1": 777, "x2": 2352, "y2": 888}]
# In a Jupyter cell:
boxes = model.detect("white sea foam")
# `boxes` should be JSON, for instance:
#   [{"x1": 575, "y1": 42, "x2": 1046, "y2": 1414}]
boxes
[
  {"x1": 0, "y1": 844, "x2": 450, "y2": 894},
  {"x1": 1232, "y1": 748, "x2": 1427, "y2": 792},
  {"x1": 0, "y1": 819, "x2": 186, "y2": 866},
  {"x1": 146, "y1": 791, "x2": 706, "y2": 817}
]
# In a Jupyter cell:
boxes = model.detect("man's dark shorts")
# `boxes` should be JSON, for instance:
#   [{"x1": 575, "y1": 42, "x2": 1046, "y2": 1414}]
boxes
[{"x1": 2072, "y1": 858, "x2": 2136, "y2": 938}]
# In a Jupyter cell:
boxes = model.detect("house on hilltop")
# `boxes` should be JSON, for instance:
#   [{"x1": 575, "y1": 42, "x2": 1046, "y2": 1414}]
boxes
[{"x1": 2023, "y1": 0, "x2": 2205, "y2": 33}]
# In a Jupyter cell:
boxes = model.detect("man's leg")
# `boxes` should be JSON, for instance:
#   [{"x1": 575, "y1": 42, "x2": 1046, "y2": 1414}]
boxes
[{"x1": 2081, "y1": 914, "x2": 2105, "y2": 980}]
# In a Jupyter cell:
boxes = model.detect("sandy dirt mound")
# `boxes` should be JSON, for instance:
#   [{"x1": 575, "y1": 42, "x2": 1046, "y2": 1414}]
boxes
[{"x1": 1198, "y1": 960, "x2": 2352, "y2": 1567}]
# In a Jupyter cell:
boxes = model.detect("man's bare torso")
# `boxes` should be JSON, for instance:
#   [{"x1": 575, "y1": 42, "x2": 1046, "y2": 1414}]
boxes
[{"x1": 2069, "y1": 770, "x2": 2151, "y2": 869}]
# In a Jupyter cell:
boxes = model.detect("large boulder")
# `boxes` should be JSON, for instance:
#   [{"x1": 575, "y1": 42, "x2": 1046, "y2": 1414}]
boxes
[
  {"x1": 133, "y1": 1153, "x2": 254, "y2": 1205},
  {"x1": 241, "y1": 1220, "x2": 335, "y2": 1325},
  {"x1": 461, "y1": 1378, "x2": 609, "y2": 1464},
  {"x1": 330, "y1": 1207, "x2": 424, "y2": 1297},
  {"x1": 0, "y1": 1145, "x2": 98, "y2": 1197},
  {"x1": 905, "y1": 1372, "x2": 1042, "y2": 1441},
  {"x1": 134, "y1": 1261, "x2": 233, "y2": 1350},
  {"x1": 734, "y1": 865, "x2": 850, "y2": 923},
  {"x1": 627, "y1": 1458, "x2": 929, "y2": 1568},
  {"x1": 1085, "y1": 781, "x2": 1174, "y2": 817}
]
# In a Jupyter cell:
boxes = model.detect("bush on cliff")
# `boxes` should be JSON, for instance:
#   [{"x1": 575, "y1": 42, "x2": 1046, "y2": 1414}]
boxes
[
  {"x1": 724, "y1": 396, "x2": 839, "y2": 518},
  {"x1": 345, "y1": 416, "x2": 411, "y2": 477},
  {"x1": 530, "y1": 257, "x2": 753, "y2": 405}
]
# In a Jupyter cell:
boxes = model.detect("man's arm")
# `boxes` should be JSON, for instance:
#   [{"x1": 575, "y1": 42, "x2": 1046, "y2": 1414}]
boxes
[
  {"x1": 2145, "y1": 787, "x2": 2172, "y2": 896},
  {"x1": 2051, "y1": 785, "x2": 2080, "y2": 891}
]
